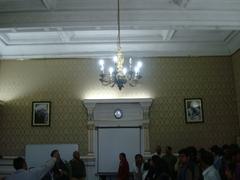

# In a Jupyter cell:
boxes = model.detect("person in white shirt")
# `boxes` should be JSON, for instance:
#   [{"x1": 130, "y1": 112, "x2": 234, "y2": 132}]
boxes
[
  {"x1": 5, "y1": 152, "x2": 57, "y2": 180},
  {"x1": 133, "y1": 154, "x2": 144, "y2": 180},
  {"x1": 199, "y1": 149, "x2": 221, "y2": 180}
]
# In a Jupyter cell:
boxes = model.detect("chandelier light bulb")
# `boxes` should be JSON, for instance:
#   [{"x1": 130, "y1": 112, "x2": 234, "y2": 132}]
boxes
[
  {"x1": 99, "y1": 59, "x2": 104, "y2": 66},
  {"x1": 137, "y1": 61, "x2": 142, "y2": 68},
  {"x1": 109, "y1": 67, "x2": 114, "y2": 75},
  {"x1": 134, "y1": 66, "x2": 140, "y2": 74},
  {"x1": 113, "y1": 56, "x2": 118, "y2": 63},
  {"x1": 99, "y1": 59, "x2": 105, "y2": 72},
  {"x1": 129, "y1": 58, "x2": 132, "y2": 64},
  {"x1": 123, "y1": 68, "x2": 127, "y2": 75}
]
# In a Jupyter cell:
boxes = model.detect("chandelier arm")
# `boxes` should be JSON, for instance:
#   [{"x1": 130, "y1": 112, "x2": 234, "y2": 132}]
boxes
[{"x1": 101, "y1": 81, "x2": 113, "y2": 86}]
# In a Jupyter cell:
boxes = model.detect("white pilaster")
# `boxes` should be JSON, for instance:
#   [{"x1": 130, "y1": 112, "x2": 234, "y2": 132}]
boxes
[{"x1": 83, "y1": 101, "x2": 96, "y2": 156}]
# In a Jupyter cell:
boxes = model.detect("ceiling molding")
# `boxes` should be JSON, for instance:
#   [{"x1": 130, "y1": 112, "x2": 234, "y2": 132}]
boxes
[
  {"x1": 172, "y1": 0, "x2": 191, "y2": 7},
  {"x1": 0, "y1": 10, "x2": 240, "y2": 30},
  {"x1": 224, "y1": 31, "x2": 239, "y2": 43},
  {"x1": 41, "y1": 0, "x2": 56, "y2": 10},
  {"x1": 163, "y1": 30, "x2": 176, "y2": 41},
  {"x1": 0, "y1": 41, "x2": 231, "y2": 60},
  {"x1": 0, "y1": 33, "x2": 10, "y2": 44},
  {"x1": 227, "y1": 32, "x2": 240, "y2": 54},
  {"x1": 58, "y1": 31, "x2": 70, "y2": 42},
  {"x1": 0, "y1": 0, "x2": 240, "y2": 59}
]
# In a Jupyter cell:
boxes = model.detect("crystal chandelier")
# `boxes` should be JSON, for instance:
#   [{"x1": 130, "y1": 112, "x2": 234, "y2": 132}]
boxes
[{"x1": 98, "y1": 0, "x2": 143, "y2": 90}]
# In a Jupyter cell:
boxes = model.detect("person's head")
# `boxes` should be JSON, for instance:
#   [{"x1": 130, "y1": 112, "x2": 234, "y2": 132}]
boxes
[
  {"x1": 135, "y1": 154, "x2": 143, "y2": 165},
  {"x1": 13, "y1": 157, "x2": 27, "y2": 170},
  {"x1": 210, "y1": 145, "x2": 222, "y2": 156},
  {"x1": 187, "y1": 146, "x2": 197, "y2": 161},
  {"x1": 198, "y1": 150, "x2": 214, "y2": 170},
  {"x1": 165, "y1": 146, "x2": 172, "y2": 155},
  {"x1": 73, "y1": 151, "x2": 80, "y2": 160},
  {"x1": 222, "y1": 144, "x2": 230, "y2": 155},
  {"x1": 51, "y1": 149, "x2": 60, "y2": 160},
  {"x1": 119, "y1": 152, "x2": 126, "y2": 161},
  {"x1": 178, "y1": 148, "x2": 190, "y2": 165},
  {"x1": 156, "y1": 145, "x2": 161, "y2": 155}
]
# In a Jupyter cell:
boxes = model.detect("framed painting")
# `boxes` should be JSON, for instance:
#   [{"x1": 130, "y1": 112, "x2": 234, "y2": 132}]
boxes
[
  {"x1": 184, "y1": 98, "x2": 204, "y2": 123},
  {"x1": 32, "y1": 101, "x2": 51, "y2": 126}
]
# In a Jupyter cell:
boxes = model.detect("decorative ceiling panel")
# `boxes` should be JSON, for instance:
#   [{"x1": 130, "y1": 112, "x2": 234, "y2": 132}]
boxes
[{"x1": 0, "y1": 0, "x2": 239, "y2": 59}]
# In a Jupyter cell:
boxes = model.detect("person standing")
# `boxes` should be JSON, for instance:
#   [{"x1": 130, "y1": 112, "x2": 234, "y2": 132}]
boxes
[
  {"x1": 69, "y1": 151, "x2": 86, "y2": 180},
  {"x1": 51, "y1": 149, "x2": 69, "y2": 180},
  {"x1": 177, "y1": 148, "x2": 194, "y2": 180},
  {"x1": 133, "y1": 154, "x2": 144, "y2": 180},
  {"x1": 118, "y1": 152, "x2": 129, "y2": 180},
  {"x1": 6, "y1": 153, "x2": 57, "y2": 180},
  {"x1": 199, "y1": 149, "x2": 221, "y2": 180},
  {"x1": 162, "y1": 146, "x2": 177, "y2": 180}
]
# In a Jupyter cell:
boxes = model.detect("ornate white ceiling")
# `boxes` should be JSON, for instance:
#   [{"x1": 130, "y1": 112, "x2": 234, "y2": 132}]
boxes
[{"x1": 0, "y1": 0, "x2": 240, "y2": 59}]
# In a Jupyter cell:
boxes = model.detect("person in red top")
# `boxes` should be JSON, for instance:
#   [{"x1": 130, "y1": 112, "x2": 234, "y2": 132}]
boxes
[{"x1": 118, "y1": 152, "x2": 130, "y2": 180}]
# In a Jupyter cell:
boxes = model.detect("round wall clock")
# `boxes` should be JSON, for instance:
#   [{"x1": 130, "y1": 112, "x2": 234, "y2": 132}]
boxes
[{"x1": 114, "y1": 109, "x2": 123, "y2": 119}]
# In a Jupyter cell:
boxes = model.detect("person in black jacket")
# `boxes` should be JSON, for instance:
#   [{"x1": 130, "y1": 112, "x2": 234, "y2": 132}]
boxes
[
  {"x1": 50, "y1": 150, "x2": 69, "y2": 180},
  {"x1": 145, "y1": 155, "x2": 170, "y2": 180},
  {"x1": 69, "y1": 151, "x2": 86, "y2": 180}
]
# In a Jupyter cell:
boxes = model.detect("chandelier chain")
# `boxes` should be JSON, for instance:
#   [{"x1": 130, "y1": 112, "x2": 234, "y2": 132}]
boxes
[{"x1": 117, "y1": 0, "x2": 121, "y2": 50}]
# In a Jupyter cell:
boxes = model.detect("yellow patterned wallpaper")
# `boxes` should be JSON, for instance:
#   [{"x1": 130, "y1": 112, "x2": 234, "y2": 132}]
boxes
[
  {"x1": 0, "y1": 56, "x2": 239, "y2": 156},
  {"x1": 232, "y1": 50, "x2": 240, "y2": 129}
]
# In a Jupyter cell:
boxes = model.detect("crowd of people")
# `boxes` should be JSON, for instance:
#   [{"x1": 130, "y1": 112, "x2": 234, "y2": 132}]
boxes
[
  {"x1": 4, "y1": 149, "x2": 86, "y2": 180},
  {"x1": 118, "y1": 144, "x2": 240, "y2": 180},
  {"x1": 3, "y1": 144, "x2": 240, "y2": 180}
]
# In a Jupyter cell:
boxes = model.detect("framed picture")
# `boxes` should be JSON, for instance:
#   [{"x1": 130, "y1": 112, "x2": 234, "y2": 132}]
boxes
[
  {"x1": 184, "y1": 98, "x2": 204, "y2": 123},
  {"x1": 32, "y1": 101, "x2": 51, "y2": 126}
]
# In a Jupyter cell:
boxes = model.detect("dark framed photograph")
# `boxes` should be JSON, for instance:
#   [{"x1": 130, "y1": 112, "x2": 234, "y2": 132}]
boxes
[
  {"x1": 184, "y1": 98, "x2": 204, "y2": 123},
  {"x1": 32, "y1": 101, "x2": 51, "y2": 126}
]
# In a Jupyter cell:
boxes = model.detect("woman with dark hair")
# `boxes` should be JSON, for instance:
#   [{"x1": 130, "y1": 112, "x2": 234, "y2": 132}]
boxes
[{"x1": 118, "y1": 152, "x2": 130, "y2": 180}]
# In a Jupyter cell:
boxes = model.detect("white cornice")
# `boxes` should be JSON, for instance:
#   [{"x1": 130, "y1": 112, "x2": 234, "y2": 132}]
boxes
[
  {"x1": 41, "y1": 0, "x2": 56, "y2": 10},
  {"x1": 227, "y1": 32, "x2": 240, "y2": 54},
  {"x1": 0, "y1": 10, "x2": 240, "y2": 30},
  {"x1": 172, "y1": 0, "x2": 191, "y2": 7},
  {"x1": 84, "y1": 98, "x2": 152, "y2": 104}
]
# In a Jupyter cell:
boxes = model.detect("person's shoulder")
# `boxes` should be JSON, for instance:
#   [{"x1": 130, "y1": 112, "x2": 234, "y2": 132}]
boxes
[
  {"x1": 5, "y1": 170, "x2": 27, "y2": 180},
  {"x1": 5, "y1": 175, "x2": 12, "y2": 180},
  {"x1": 123, "y1": 160, "x2": 129, "y2": 164},
  {"x1": 162, "y1": 154, "x2": 167, "y2": 158},
  {"x1": 80, "y1": 159, "x2": 85, "y2": 164}
]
